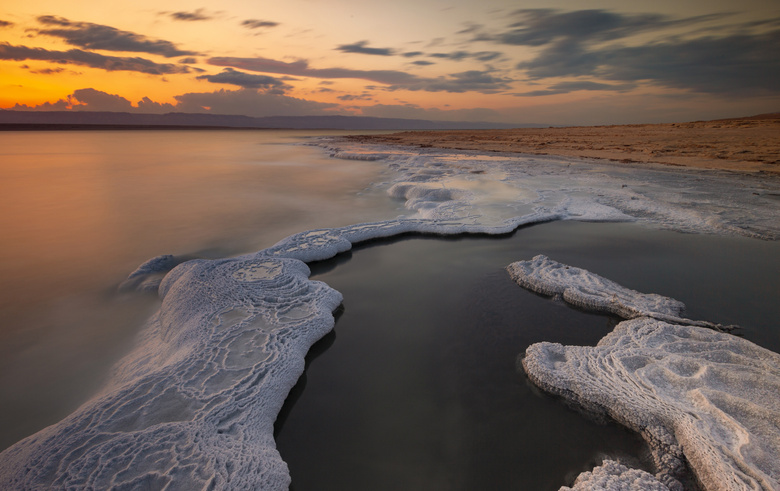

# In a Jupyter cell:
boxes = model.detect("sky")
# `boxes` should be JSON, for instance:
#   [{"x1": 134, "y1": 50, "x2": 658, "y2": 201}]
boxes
[{"x1": 1, "y1": 0, "x2": 779, "y2": 125}]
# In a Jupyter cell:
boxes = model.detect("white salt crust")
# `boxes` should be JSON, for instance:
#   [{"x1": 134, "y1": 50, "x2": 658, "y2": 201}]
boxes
[
  {"x1": 512, "y1": 258, "x2": 780, "y2": 491},
  {"x1": 2, "y1": 140, "x2": 779, "y2": 489},
  {"x1": 560, "y1": 460, "x2": 671, "y2": 491}
]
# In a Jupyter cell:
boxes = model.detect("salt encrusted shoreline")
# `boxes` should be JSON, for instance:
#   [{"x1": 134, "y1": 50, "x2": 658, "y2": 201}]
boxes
[
  {"x1": 1, "y1": 140, "x2": 778, "y2": 489},
  {"x1": 510, "y1": 256, "x2": 780, "y2": 491}
]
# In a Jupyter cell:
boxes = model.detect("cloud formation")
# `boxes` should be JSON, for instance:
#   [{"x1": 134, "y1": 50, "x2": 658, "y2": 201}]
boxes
[
  {"x1": 0, "y1": 42, "x2": 190, "y2": 74},
  {"x1": 208, "y1": 56, "x2": 421, "y2": 85},
  {"x1": 429, "y1": 50, "x2": 502, "y2": 62},
  {"x1": 34, "y1": 16, "x2": 195, "y2": 57},
  {"x1": 196, "y1": 68, "x2": 287, "y2": 90},
  {"x1": 482, "y1": 8, "x2": 780, "y2": 95},
  {"x1": 208, "y1": 56, "x2": 512, "y2": 94},
  {"x1": 0, "y1": 20, "x2": 14, "y2": 28},
  {"x1": 241, "y1": 19, "x2": 279, "y2": 29},
  {"x1": 169, "y1": 9, "x2": 214, "y2": 22},
  {"x1": 336, "y1": 41, "x2": 394, "y2": 56}
]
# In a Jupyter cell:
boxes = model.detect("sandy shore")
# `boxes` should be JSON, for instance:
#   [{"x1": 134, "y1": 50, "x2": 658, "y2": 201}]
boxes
[{"x1": 346, "y1": 114, "x2": 780, "y2": 174}]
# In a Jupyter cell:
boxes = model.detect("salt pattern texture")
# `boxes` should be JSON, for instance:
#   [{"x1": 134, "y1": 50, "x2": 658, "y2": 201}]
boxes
[
  {"x1": 510, "y1": 256, "x2": 780, "y2": 491},
  {"x1": 1, "y1": 140, "x2": 779, "y2": 489}
]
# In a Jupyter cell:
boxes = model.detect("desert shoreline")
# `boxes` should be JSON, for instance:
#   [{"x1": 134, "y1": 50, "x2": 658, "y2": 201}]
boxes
[{"x1": 344, "y1": 114, "x2": 780, "y2": 175}]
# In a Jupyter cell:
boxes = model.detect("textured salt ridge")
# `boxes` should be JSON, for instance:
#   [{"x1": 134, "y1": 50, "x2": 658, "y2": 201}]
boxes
[
  {"x1": 507, "y1": 255, "x2": 735, "y2": 331},
  {"x1": 511, "y1": 259, "x2": 780, "y2": 491},
  {"x1": 322, "y1": 139, "x2": 780, "y2": 240},
  {"x1": 560, "y1": 460, "x2": 671, "y2": 491},
  {"x1": 0, "y1": 215, "x2": 558, "y2": 490}
]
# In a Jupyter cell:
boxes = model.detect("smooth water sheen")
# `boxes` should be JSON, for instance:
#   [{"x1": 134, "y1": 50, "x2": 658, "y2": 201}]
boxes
[
  {"x1": 275, "y1": 221, "x2": 780, "y2": 490},
  {"x1": 0, "y1": 129, "x2": 397, "y2": 450}
]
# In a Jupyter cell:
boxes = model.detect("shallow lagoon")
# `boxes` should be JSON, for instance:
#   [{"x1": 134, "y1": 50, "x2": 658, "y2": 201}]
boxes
[{"x1": 276, "y1": 221, "x2": 780, "y2": 490}]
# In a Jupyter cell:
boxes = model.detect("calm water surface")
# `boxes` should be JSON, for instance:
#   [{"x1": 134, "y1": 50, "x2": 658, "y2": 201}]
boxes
[
  {"x1": 0, "y1": 129, "x2": 397, "y2": 450},
  {"x1": 275, "y1": 221, "x2": 780, "y2": 490}
]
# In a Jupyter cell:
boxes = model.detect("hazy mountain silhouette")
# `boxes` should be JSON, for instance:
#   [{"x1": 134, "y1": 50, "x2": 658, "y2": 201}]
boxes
[{"x1": 0, "y1": 110, "x2": 539, "y2": 130}]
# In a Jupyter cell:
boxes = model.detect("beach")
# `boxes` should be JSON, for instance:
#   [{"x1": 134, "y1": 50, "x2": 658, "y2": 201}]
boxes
[{"x1": 343, "y1": 114, "x2": 780, "y2": 174}]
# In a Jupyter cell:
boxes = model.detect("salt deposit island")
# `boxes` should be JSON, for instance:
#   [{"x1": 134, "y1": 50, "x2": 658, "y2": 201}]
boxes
[{"x1": 1, "y1": 140, "x2": 778, "y2": 490}]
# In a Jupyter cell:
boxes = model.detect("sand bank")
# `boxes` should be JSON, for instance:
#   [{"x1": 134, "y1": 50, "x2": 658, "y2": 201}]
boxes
[{"x1": 345, "y1": 114, "x2": 780, "y2": 174}]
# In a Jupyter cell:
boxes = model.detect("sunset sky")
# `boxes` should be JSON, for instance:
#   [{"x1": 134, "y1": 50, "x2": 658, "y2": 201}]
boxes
[{"x1": 1, "y1": 0, "x2": 778, "y2": 125}]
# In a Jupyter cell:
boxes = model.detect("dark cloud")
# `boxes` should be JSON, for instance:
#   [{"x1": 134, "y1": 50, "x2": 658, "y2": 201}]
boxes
[
  {"x1": 338, "y1": 93, "x2": 374, "y2": 101},
  {"x1": 173, "y1": 88, "x2": 339, "y2": 117},
  {"x1": 485, "y1": 9, "x2": 780, "y2": 95},
  {"x1": 0, "y1": 20, "x2": 14, "y2": 28},
  {"x1": 412, "y1": 60, "x2": 435, "y2": 66},
  {"x1": 429, "y1": 50, "x2": 503, "y2": 62},
  {"x1": 196, "y1": 68, "x2": 287, "y2": 90},
  {"x1": 402, "y1": 51, "x2": 424, "y2": 57},
  {"x1": 209, "y1": 56, "x2": 513, "y2": 94},
  {"x1": 35, "y1": 16, "x2": 195, "y2": 57},
  {"x1": 28, "y1": 67, "x2": 66, "y2": 75},
  {"x1": 336, "y1": 40, "x2": 394, "y2": 56},
  {"x1": 179, "y1": 57, "x2": 198, "y2": 64},
  {"x1": 397, "y1": 70, "x2": 512, "y2": 94},
  {"x1": 208, "y1": 56, "x2": 421, "y2": 85},
  {"x1": 0, "y1": 42, "x2": 190, "y2": 74},
  {"x1": 495, "y1": 9, "x2": 726, "y2": 46},
  {"x1": 518, "y1": 30, "x2": 780, "y2": 94},
  {"x1": 241, "y1": 19, "x2": 279, "y2": 29},
  {"x1": 70, "y1": 87, "x2": 134, "y2": 111},
  {"x1": 515, "y1": 81, "x2": 636, "y2": 96},
  {"x1": 169, "y1": 9, "x2": 213, "y2": 21}
]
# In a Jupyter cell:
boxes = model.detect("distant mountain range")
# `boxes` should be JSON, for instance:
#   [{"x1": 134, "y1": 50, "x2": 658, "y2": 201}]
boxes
[{"x1": 0, "y1": 110, "x2": 538, "y2": 130}]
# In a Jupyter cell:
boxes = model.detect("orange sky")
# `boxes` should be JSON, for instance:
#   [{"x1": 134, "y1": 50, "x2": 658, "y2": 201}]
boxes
[{"x1": 1, "y1": 0, "x2": 779, "y2": 124}]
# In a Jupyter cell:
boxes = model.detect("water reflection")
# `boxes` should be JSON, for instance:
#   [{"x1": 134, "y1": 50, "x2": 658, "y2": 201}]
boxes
[
  {"x1": 0, "y1": 129, "x2": 397, "y2": 450},
  {"x1": 274, "y1": 222, "x2": 779, "y2": 490}
]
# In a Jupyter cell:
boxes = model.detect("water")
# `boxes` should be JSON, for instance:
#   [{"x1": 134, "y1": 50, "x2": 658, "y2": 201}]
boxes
[
  {"x1": 274, "y1": 222, "x2": 780, "y2": 490},
  {"x1": 0, "y1": 129, "x2": 398, "y2": 450},
  {"x1": 0, "y1": 130, "x2": 777, "y2": 488}
]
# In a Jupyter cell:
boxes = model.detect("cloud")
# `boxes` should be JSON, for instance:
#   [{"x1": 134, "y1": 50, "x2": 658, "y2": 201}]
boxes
[
  {"x1": 0, "y1": 42, "x2": 191, "y2": 74},
  {"x1": 69, "y1": 87, "x2": 134, "y2": 111},
  {"x1": 196, "y1": 68, "x2": 287, "y2": 90},
  {"x1": 208, "y1": 56, "x2": 422, "y2": 85},
  {"x1": 0, "y1": 20, "x2": 14, "y2": 28},
  {"x1": 28, "y1": 66, "x2": 67, "y2": 75},
  {"x1": 173, "y1": 88, "x2": 340, "y2": 117},
  {"x1": 208, "y1": 56, "x2": 512, "y2": 94},
  {"x1": 478, "y1": 9, "x2": 780, "y2": 95},
  {"x1": 402, "y1": 51, "x2": 424, "y2": 57},
  {"x1": 429, "y1": 50, "x2": 503, "y2": 62},
  {"x1": 179, "y1": 57, "x2": 198, "y2": 64},
  {"x1": 518, "y1": 30, "x2": 780, "y2": 94},
  {"x1": 493, "y1": 9, "x2": 724, "y2": 46},
  {"x1": 338, "y1": 93, "x2": 374, "y2": 101},
  {"x1": 514, "y1": 81, "x2": 636, "y2": 96},
  {"x1": 241, "y1": 19, "x2": 279, "y2": 29},
  {"x1": 169, "y1": 9, "x2": 213, "y2": 21},
  {"x1": 336, "y1": 40, "x2": 394, "y2": 56},
  {"x1": 34, "y1": 16, "x2": 195, "y2": 57},
  {"x1": 412, "y1": 60, "x2": 435, "y2": 66},
  {"x1": 393, "y1": 70, "x2": 513, "y2": 94}
]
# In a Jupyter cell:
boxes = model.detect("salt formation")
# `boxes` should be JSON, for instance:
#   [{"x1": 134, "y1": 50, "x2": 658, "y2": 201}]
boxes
[
  {"x1": 507, "y1": 255, "x2": 734, "y2": 331},
  {"x1": 560, "y1": 460, "x2": 671, "y2": 491},
  {"x1": 511, "y1": 258, "x2": 780, "y2": 491}
]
